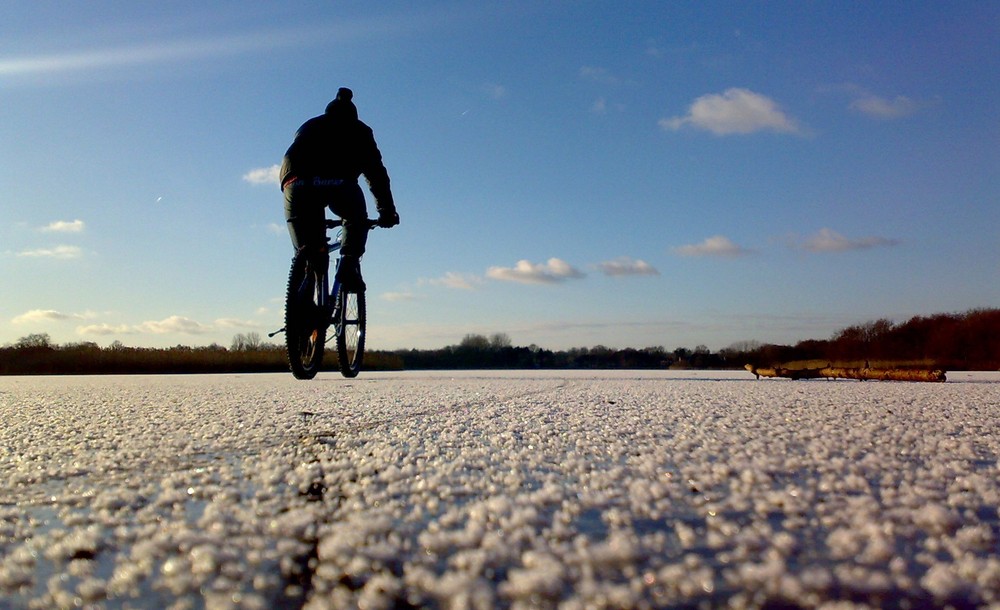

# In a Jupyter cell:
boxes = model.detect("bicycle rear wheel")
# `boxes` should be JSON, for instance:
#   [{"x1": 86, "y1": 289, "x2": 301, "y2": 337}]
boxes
[
  {"x1": 335, "y1": 288, "x2": 366, "y2": 378},
  {"x1": 285, "y1": 250, "x2": 326, "y2": 379}
]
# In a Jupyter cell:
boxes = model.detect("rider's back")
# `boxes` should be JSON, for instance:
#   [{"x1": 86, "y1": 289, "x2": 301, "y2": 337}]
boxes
[
  {"x1": 279, "y1": 88, "x2": 391, "y2": 204},
  {"x1": 280, "y1": 113, "x2": 379, "y2": 183}
]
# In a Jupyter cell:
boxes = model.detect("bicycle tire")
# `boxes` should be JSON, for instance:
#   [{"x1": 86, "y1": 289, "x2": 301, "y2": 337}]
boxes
[
  {"x1": 284, "y1": 250, "x2": 326, "y2": 379},
  {"x1": 335, "y1": 288, "x2": 365, "y2": 378}
]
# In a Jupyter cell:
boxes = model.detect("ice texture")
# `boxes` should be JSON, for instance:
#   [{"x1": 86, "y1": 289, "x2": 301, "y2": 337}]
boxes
[{"x1": 1, "y1": 371, "x2": 998, "y2": 608}]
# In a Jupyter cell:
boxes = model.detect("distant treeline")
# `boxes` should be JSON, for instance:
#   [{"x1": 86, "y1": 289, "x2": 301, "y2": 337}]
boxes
[
  {"x1": 0, "y1": 336, "x2": 403, "y2": 376},
  {"x1": 1, "y1": 308, "x2": 997, "y2": 375},
  {"x1": 739, "y1": 308, "x2": 999, "y2": 372},
  {"x1": 391, "y1": 308, "x2": 999, "y2": 371}
]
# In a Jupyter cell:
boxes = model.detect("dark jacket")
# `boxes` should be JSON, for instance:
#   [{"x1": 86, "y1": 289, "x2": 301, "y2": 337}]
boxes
[{"x1": 280, "y1": 101, "x2": 394, "y2": 213}]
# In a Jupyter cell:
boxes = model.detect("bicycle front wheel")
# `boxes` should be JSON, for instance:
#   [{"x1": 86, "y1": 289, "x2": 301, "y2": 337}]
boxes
[
  {"x1": 335, "y1": 288, "x2": 366, "y2": 378},
  {"x1": 284, "y1": 250, "x2": 326, "y2": 379}
]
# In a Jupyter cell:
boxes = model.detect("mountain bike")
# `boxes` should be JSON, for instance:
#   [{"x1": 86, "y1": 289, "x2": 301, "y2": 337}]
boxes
[{"x1": 274, "y1": 218, "x2": 377, "y2": 379}]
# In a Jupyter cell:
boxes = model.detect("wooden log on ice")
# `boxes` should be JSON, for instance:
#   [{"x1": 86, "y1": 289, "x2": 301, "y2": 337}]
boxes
[{"x1": 745, "y1": 364, "x2": 946, "y2": 382}]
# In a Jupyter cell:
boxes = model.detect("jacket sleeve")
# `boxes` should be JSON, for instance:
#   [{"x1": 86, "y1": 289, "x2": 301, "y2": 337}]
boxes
[{"x1": 358, "y1": 124, "x2": 395, "y2": 213}]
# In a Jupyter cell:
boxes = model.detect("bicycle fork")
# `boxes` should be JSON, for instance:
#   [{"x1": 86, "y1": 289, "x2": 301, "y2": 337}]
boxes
[{"x1": 269, "y1": 269, "x2": 335, "y2": 338}]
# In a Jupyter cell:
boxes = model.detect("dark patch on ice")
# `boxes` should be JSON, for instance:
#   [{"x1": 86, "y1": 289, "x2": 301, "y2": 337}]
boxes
[{"x1": 575, "y1": 507, "x2": 608, "y2": 538}]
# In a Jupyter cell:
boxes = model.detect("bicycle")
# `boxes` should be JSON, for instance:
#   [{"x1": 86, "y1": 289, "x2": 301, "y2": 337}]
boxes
[{"x1": 272, "y1": 218, "x2": 377, "y2": 379}]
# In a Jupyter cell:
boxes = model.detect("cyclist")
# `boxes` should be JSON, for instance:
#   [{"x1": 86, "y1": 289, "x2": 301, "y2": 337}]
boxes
[{"x1": 280, "y1": 87, "x2": 399, "y2": 291}]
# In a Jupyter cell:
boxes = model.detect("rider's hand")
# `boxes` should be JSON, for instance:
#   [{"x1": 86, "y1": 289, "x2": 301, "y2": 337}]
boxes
[{"x1": 377, "y1": 209, "x2": 400, "y2": 228}]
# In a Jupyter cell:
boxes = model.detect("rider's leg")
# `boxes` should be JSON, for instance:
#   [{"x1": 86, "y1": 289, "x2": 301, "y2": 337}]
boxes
[
  {"x1": 328, "y1": 183, "x2": 368, "y2": 257},
  {"x1": 329, "y1": 183, "x2": 368, "y2": 290},
  {"x1": 283, "y1": 181, "x2": 328, "y2": 276}
]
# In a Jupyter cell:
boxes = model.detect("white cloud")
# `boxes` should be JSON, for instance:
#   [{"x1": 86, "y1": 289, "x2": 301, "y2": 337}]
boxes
[
  {"x1": 75, "y1": 315, "x2": 254, "y2": 337},
  {"x1": 77, "y1": 323, "x2": 135, "y2": 336},
  {"x1": 486, "y1": 258, "x2": 585, "y2": 284},
  {"x1": 424, "y1": 272, "x2": 483, "y2": 290},
  {"x1": 673, "y1": 236, "x2": 752, "y2": 258},
  {"x1": 800, "y1": 228, "x2": 899, "y2": 252},
  {"x1": 849, "y1": 94, "x2": 918, "y2": 119},
  {"x1": 660, "y1": 88, "x2": 802, "y2": 135},
  {"x1": 214, "y1": 318, "x2": 258, "y2": 329},
  {"x1": 597, "y1": 257, "x2": 660, "y2": 277},
  {"x1": 243, "y1": 165, "x2": 280, "y2": 186},
  {"x1": 138, "y1": 316, "x2": 212, "y2": 335},
  {"x1": 12, "y1": 309, "x2": 88, "y2": 324},
  {"x1": 41, "y1": 219, "x2": 85, "y2": 233},
  {"x1": 16, "y1": 245, "x2": 83, "y2": 259}
]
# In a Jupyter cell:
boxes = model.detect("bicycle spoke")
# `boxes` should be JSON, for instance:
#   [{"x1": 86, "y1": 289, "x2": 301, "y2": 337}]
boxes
[{"x1": 336, "y1": 289, "x2": 366, "y2": 378}]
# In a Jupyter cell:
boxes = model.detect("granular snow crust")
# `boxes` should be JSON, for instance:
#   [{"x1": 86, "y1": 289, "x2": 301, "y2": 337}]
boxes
[{"x1": 1, "y1": 370, "x2": 998, "y2": 609}]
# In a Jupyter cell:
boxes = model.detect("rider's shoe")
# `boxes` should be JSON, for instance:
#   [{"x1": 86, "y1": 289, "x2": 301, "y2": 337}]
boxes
[{"x1": 336, "y1": 256, "x2": 366, "y2": 292}]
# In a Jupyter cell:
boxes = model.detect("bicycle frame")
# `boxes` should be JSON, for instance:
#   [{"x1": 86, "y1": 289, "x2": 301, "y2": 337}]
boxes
[
  {"x1": 271, "y1": 218, "x2": 376, "y2": 331},
  {"x1": 316, "y1": 219, "x2": 344, "y2": 327},
  {"x1": 277, "y1": 216, "x2": 377, "y2": 379},
  {"x1": 319, "y1": 217, "x2": 377, "y2": 329}
]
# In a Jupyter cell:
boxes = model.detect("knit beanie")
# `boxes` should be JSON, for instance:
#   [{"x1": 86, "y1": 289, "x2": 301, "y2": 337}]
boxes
[{"x1": 325, "y1": 88, "x2": 358, "y2": 120}]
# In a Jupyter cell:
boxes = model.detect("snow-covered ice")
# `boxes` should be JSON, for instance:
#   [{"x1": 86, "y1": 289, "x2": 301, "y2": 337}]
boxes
[{"x1": 1, "y1": 370, "x2": 999, "y2": 609}]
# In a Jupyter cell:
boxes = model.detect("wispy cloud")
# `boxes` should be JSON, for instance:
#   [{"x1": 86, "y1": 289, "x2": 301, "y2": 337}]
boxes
[
  {"x1": 214, "y1": 318, "x2": 258, "y2": 329},
  {"x1": 243, "y1": 165, "x2": 280, "y2": 186},
  {"x1": 382, "y1": 292, "x2": 420, "y2": 302},
  {"x1": 588, "y1": 97, "x2": 625, "y2": 114},
  {"x1": 77, "y1": 323, "x2": 135, "y2": 336},
  {"x1": 0, "y1": 12, "x2": 431, "y2": 84},
  {"x1": 799, "y1": 228, "x2": 899, "y2": 252},
  {"x1": 16, "y1": 245, "x2": 83, "y2": 259},
  {"x1": 849, "y1": 94, "x2": 919, "y2": 120},
  {"x1": 644, "y1": 39, "x2": 665, "y2": 59},
  {"x1": 579, "y1": 66, "x2": 621, "y2": 86},
  {"x1": 673, "y1": 236, "x2": 752, "y2": 258},
  {"x1": 423, "y1": 272, "x2": 484, "y2": 290},
  {"x1": 822, "y1": 83, "x2": 924, "y2": 120},
  {"x1": 0, "y1": 18, "x2": 397, "y2": 80},
  {"x1": 41, "y1": 219, "x2": 85, "y2": 233},
  {"x1": 581, "y1": 66, "x2": 627, "y2": 114},
  {"x1": 486, "y1": 258, "x2": 585, "y2": 284},
  {"x1": 2, "y1": 36, "x2": 259, "y2": 78},
  {"x1": 660, "y1": 88, "x2": 802, "y2": 135},
  {"x1": 137, "y1": 316, "x2": 213, "y2": 335},
  {"x1": 12, "y1": 309, "x2": 93, "y2": 324},
  {"x1": 596, "y1": 257, "x2": 660, "y2": 277},
  {"x1": 482, "y1": 82, "x2": 507, "y2": 100},
  {"x1": 75, "y1": 315, "x2": 258, "y2": 337}
]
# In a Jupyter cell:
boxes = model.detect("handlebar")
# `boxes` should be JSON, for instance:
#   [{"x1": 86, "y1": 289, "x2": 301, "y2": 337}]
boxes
[{"x1": 325, "y1": 218, "x2": 381, "y2": 230}]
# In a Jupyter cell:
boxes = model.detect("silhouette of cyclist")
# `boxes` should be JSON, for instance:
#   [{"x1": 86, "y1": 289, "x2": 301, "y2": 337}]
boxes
[{"x1": 280, "y1": 87, "x2": 399, "y2": 291}]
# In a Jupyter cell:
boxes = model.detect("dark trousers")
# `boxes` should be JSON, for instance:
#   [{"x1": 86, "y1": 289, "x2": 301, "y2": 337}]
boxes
[{"x1": 283, "y1": 179, "x2": 368, "y2": 260}]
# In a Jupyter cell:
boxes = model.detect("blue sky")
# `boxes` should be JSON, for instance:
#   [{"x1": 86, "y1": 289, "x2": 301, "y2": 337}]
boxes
[{"x1": 2, "y1": 1, "x2": 998, "y2": 352}]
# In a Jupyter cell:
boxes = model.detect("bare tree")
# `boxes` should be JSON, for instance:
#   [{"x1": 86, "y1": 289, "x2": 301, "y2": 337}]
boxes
[
  {"x1": 231, "y1": 333, "x2": 247, "y2": 352},
  {"x1": 459, "y1": 334, "x2": 490, "y2": 350},
  {"x1": 489, "y1": 333, "x2": 512, "y2": 350},
  {"x1": 245, "y1": 332, "x2": 262, "y2": 350},
  {"x1": 16, "y1": 333, "x2": 52, "y2": 349}
]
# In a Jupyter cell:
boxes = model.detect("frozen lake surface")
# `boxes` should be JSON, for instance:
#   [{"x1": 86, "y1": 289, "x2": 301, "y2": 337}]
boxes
[{"x1": 2, "y1": 370, "x2": 999, "y2": 609}]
